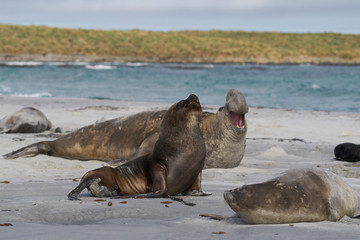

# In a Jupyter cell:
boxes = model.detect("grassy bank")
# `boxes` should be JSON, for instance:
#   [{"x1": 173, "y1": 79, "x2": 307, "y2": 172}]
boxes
[{"x1": 1, "y1": 24, "x2": 360, "y2": 64}]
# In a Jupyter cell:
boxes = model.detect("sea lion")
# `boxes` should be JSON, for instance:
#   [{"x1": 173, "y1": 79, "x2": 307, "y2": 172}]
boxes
[
  {"x1": 223, "y1": 168, "x2": 358, "y2": 224},
  {"x1": 0, "y1": 107, "x2": 52, "y2": 133},
  {"x1": 68, "y1": 94, "x2": 207, "y2": 199},
  {"x1": 4, "y1": 88, "x2": 248, "y2": 168},
  {"x1": 334, "y1": 143, "x2": 360, "y2": 162}
]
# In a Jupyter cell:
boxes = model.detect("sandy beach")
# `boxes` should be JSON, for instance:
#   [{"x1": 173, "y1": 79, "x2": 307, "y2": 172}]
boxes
[{"x1": 0, "y1": 95, "x2": 360, "y2": 239}]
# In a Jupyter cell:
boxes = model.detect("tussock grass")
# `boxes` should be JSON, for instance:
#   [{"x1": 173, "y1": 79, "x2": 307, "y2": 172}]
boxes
[{"x1": 1, "y1": 24, "x2": 360, "y2": 64}]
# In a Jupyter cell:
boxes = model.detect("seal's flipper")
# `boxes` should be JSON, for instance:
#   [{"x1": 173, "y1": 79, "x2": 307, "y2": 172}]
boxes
[
  {"x1": 3, "y1": 141, "x2": 51, "y2": 159},
  {"x1": 67, "y1": 176, "x2": 97, "y2": 200},
  {"x1": 182, "y1": 172, "x2": 212, "y2": 196},
  {"x1": 183, "y1": 189, "x2": 212, "y2": 196},
  {"x1": 149, "y1": 162, "x2": 167, "y2": 194}
]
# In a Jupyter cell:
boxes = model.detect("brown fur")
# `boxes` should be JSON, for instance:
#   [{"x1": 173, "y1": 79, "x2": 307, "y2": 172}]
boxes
[{"x1": 68, "y1": 94, "x2": 206, "y2": 199}]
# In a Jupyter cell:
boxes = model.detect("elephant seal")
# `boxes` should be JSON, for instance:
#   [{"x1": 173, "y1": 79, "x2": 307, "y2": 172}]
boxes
[
  {"x1": 0, "y1": 107, "x2": 52, "y2": 133},
  {"x1": 4, "y1": 88, "x2": 248, "y2": 168},
  {"x1": 223, "y1": 168, "x2": 358, "y2": 224},
  {"x1": 335, "y1": 143, "x2": 360, "y2": 162},
  {"x1": 68, "y1": 94, "x2": 207, "y2": 199}
]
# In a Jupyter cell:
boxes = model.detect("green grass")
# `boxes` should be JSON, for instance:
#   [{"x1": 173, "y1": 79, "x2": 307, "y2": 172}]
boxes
[{"x1": 1, "y1": 24, "x2": 360, "y2": 64}]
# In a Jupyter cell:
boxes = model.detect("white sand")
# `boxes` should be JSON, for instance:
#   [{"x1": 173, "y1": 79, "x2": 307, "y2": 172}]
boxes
[{"x1": 1, "y1": 96, "x2": 360, "y2": 239}]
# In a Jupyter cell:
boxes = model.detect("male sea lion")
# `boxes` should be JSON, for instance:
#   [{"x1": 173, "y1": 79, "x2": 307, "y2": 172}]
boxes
[
  {"x1": 223, "y1": 168, "x2": 358, "y2": 224},
  {"x1": 334, "y1": 143, "x2": 360, "y2": 162},
  {"x1": 0, "y1": 107, "x2": 52, "y2": 133},
  {"x1": 68, "y1": 94, "x2": 207, "y2": 199},
  {"x1": 4, "y1": 89, "x2": 248, "y2": 168}
]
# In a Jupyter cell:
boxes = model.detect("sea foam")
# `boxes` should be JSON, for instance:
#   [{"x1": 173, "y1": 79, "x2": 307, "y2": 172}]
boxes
[
  {"x1": 4, "y1": 61, "x2": 44, "y2": 67},
  {"x1": 126, "y1": 62, "x2": 149, "y2": 67},
  {"x1": 13, "y1": 92, "x2": 52, "y2": 97},
  {"x1": 311, "y1": 84, "x2": 320, "y2": 89},
  {"x1": 85, "y1": 65, "x2": 116, "y2": 70}
]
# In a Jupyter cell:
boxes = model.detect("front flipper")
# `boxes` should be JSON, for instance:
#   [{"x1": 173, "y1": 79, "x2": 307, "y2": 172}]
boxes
[
  {"x1": 183, "y1": 189, "x2": 212, "y2": 196},
  {"x1": 182, "y1": 172, "x2": 212, "y2": 196}
]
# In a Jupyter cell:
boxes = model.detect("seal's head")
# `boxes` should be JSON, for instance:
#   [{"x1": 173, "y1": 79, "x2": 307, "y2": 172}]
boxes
[
  {"x1": 163, "y1": 94, "x2": 202, "y2": 130},
  {"x1": 218, "y1": 89, "x2": 248, "y2": 134},
  {"x1": 175, "y1": 94, "x2": 202, "y2": 112},
  {"x1": 223, "y1": 185, "x2": 254, "y2": 216}
]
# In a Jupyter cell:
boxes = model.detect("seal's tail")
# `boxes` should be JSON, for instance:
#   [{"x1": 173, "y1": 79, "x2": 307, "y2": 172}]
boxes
[{"x1": 3, "y1": 142, "x2": 51, "y2": 159}]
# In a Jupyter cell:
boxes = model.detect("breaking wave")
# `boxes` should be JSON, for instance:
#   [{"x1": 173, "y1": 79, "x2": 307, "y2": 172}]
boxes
[
  {"x1": 0, "y1": 61, "x2": 44, "y2": 67},
  {"x1": 85, "y1": 65, "x2": 116, "y2": 70},
  {"x1": 12, "y1": 92, "x2": 52, "y2": 97}
]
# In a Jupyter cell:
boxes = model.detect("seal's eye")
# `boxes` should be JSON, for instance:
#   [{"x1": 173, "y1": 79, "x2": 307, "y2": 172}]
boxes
[
  {"x1": 176, "y1": 100, "x2": 186, "y2": 111},
  {"x1": 218, "y1": 106, "x2": 224, "y2": 111}
]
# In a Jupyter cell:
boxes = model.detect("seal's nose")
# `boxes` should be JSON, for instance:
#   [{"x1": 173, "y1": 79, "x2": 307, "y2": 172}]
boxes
[
  {"x1": 223, "y1": 190, "x2": 234, "y2": 203},
  {"x1": 185, "y1": 94, "x2": 200, "y2": 106}
]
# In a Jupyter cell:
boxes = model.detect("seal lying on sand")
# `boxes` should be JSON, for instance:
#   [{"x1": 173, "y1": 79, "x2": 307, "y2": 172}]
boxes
[
  {"x1": 334, "y1": 143, "x2": 360, "y2": 162},
  {"x1": 68, "y1": 94, "x2": 207, "y2": 199},
  {"x1": 223, "y1": 168, "x2": 358, "y2": 224},
  {"x1": 0, "y1": 107, "x2": 52, "y2": 133},
  {"x1": 4, "y1": 89, "x2": 248, "y2": 168}
]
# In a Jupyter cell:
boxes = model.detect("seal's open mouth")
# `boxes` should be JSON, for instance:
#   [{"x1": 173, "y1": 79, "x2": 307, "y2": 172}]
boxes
[{"x1": 230, "y1": 112, "x2": 245, "y2": 129}]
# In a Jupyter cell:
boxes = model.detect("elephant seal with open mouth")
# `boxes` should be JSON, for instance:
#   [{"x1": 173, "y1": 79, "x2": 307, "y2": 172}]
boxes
[{"x1": 4, "y1": 89, "x2": 248, "y2": 168}]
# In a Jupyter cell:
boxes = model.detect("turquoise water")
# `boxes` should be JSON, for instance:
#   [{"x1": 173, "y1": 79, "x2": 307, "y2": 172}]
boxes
[{"x1": 0, "y1": 61, "x2": 359, "y2": 112}]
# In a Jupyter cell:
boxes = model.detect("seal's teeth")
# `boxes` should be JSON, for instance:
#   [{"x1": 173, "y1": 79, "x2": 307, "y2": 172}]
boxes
[{"x1": 235, "y1": 123, "x2": 245, "y2": 129}]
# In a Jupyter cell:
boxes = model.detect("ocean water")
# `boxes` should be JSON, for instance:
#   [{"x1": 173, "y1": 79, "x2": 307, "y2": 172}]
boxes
[{"x1": 0, "y1": 61, "x2": 359, "y2": 112}]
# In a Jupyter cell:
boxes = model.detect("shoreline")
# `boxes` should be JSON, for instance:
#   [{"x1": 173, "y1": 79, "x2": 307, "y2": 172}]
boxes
[
  {"x1": 1, "y1": 95, "x2": 359, "y2": 114},
  {"x1": 1, "y1": 53, "x2": 360, "y2": 66}
]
